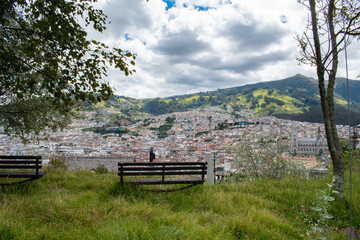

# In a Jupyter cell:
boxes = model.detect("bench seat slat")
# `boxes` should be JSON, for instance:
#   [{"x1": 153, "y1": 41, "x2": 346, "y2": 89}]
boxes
[
  {"x1": 118, "y1": 162, "x2": 207, "y2": 185},
  {"x1": 120, "y1": 162, "x2": 205, "y2": 166},
  {"x1": 0, "y1": 156, "x2": 41, "y2": 160},
  {"x1": 0, "y1": 165, "x2": 42, "y2": 169},
  {"x1": 0, "y1": 160, "x2": 42, "y2": 164},
  {"x1": 0, "y1": 172, "x2": 46, "y2": 178},
  {"x1": 119, "y1": 171, "x2": 207, "y2": 176},
  {"x1": 119, "y1": 166, "x2": 205, "y2": 171},
  {"x1": 125, "y1": 177, "x2": 203, "y2": 185},
  {"x1": 0, "y1": 155, "x2": 45, "y2": 181}
]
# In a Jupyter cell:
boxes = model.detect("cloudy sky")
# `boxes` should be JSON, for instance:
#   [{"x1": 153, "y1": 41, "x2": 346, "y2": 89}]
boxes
[{"x1": 93, "y1": 0, "x2": 360, "y2": 99}]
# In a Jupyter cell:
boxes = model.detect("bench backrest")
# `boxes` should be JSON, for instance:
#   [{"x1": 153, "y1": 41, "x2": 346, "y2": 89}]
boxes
[
  {"x1": 118, "y1": 162, "x2": 207, "y2": 183},
  {"x1": 0, "y1": 156, "x2": 43, "y2": 177}
]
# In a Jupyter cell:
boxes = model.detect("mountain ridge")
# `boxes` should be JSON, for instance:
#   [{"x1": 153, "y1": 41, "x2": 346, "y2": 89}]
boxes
[{"x1": 90, "y1": 74, "x2": 360, "y2": 125}]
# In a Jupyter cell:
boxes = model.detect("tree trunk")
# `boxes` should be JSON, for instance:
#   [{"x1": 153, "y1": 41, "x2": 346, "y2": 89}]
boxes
[
  {"x1": 327, "y1": 0, "x2": 345, "y2": 195},
  {"x1": 309, "y1": 0, "x2": 344, "y2": 195}
]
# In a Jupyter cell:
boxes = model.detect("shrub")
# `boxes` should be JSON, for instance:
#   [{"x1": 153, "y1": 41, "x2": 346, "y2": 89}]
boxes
[
  {"x1": 47, "y1": 156, "x2": 68, "y2": 170},
  {"x1": 94, "y1": 164, "x2": 109, "y2": 174},
  {"x1": 305, "y1": 182, "x2": 338, "y2": 239},
  {"x1": 229, "y1": 139, "x2": 305, "y2": 182}
]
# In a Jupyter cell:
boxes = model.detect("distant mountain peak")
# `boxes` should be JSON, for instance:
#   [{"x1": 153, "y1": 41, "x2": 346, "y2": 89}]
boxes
[{"x1": 293, "y1": 73, "x2": 308, "y2": 78}]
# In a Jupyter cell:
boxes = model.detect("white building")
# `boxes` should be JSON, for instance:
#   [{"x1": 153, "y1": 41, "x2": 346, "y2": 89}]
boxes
[{"x1": 290, "y1": 123, "x2": 329, "y2": 155}]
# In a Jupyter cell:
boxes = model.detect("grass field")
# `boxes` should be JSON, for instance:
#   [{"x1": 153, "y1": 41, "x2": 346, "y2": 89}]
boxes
[{"x1": 0, "y1": 162, "x2": 358, "y2": 239}]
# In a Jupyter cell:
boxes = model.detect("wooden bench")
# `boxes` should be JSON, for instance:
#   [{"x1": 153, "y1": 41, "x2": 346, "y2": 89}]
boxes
[
  {"x1": 0, "y1": 156, "x2": 46, "y2": 183},
  {"x1": 118, "y1": 162, "x2": 207, "y2": 185}
]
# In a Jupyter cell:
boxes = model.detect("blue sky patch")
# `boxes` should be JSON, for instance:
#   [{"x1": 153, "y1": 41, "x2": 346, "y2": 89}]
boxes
[
  {"x1": 124, "y1": 33, "x2": 132, "y2": 41},
  {"x1": 163, "y1": 0, "x2": 175, "y2": 10},
  {"x1": 194, "y1": 6, "x2": 215, "y2": 11},
  {"x1": 280, "y1": 15, "x2": 288, "y2": 24}
]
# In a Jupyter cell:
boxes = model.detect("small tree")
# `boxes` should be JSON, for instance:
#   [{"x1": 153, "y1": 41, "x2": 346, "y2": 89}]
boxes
[
  {"x1": 0, "y1": 0, "x2": 136, "y2": 141},
  {"x1": 232, "y1": 137, "x2": 303, "y2": 180},
  {"x1": 296, "y1": 0, "x2": 360, "y2": 195}
]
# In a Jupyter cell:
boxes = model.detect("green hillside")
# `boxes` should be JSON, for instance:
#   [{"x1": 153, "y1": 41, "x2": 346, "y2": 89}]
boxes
[
  {"x1": 335, "y1": 77, "x2": 360, "y2": 103},
  {"x1": 89, "y1": 74, "x2": 360, "y2": 125}
]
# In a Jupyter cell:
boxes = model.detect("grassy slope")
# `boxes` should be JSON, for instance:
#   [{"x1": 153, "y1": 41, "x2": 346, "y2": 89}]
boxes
[
  {"x1": 251, "y1": 89, "x2": 307, "y2": 115},
  {"x1": 0, "y1": 165, "x2": 358, "y2": 240}
]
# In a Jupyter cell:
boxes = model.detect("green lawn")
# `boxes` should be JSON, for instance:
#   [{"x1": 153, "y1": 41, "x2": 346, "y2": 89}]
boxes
[{"x1": 0, "y1": 165, "x2": 358, "y2": 239}]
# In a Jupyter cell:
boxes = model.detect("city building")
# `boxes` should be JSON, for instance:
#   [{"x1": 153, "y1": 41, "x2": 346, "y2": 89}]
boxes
[{"x1": 290, "y1": 123, "x2": 329, "y2": 155}]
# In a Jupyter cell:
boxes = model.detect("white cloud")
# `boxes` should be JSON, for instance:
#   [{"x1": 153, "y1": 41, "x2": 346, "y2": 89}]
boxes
[{"x1": 93, "y1": 0, "x2": 359, "y2": 99}]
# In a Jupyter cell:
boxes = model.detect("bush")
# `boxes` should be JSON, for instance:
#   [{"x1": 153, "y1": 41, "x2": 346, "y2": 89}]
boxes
[
  {"x1": 94, "y1": 164, "x2": 109, "y2": 174},
  {"x1": 229, "y1": 140, "x2": 305, "y2": 182},
  {"x1": 305, "y1": 182, "x2": 338, "y2": 239},
  {"x1": 47, "y1": 156, "x2": 68, "y2": 170}
]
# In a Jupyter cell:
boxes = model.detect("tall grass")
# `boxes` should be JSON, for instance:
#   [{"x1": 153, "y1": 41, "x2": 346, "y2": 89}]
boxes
[{"x1": 0, "y1": 164, "x2": 358, "y2": 240}]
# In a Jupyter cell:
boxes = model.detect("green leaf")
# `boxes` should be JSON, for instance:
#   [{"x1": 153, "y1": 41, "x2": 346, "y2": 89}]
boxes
[
  {"x1": 324, "y1": 196, "x2": 335, "y2": 202},
  {"x1": 311, "y1": 206, "x2": 322, "y2": 212}
]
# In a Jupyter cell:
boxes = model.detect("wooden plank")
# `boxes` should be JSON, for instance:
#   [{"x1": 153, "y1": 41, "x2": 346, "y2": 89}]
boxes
[
  {"x1": 118, "y1": 161, "x2": 207, "y2": 185},
  {"x1": 35, "y1": 157, "x2": 39, "y2": 176},
  {"x1": 119, "y1": 166, "x2": 206, "y2": 171},
  {"x1": 162, "y1": 164, "x2": 165, "y2": 182},
  {"x1": 119, "y1": 162, "x2": 206, "y2": 166},
  {"x1": 0, "y1": 155, "x2": 45, "y2": 180},
  {"x1": 0, "y1": 165, "x2": 42, "y2": 169},
  {"x1": 119, "y1": 171, "x2": 207, "y2": 176},
  {"x1": 0, "y1": 156, "x2": 42, "y2": 160},
  {"x1": 120, "y1": 164, "x2": 124, "y2": 183},
  {"x1": 0, "y1": 160, "x2": 42, "y2": 164}
]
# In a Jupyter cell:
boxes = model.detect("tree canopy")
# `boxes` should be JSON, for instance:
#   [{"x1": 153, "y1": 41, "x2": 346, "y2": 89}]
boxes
[{"x1": 0, "y1": 0, "x2": 136, "y2": 140}]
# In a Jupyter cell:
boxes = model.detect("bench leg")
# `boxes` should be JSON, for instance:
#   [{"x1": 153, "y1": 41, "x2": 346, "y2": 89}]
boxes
[
  {"x1": 120, "y1": 164, "x2": 124, "y2": 183},
  {"x1": 162, "y1": 164, "x2": 165, "y2": 183}
]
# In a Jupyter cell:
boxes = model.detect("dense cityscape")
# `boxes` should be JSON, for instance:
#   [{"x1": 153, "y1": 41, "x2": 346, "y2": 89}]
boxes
[{"x1": 1, "y1": 106, "x2": 357, "y2": 174}]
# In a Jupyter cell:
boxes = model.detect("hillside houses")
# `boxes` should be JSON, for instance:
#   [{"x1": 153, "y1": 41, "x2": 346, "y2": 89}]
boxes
[{"x1": 0, "y1": 107, "x2": 353, "y2": 173}]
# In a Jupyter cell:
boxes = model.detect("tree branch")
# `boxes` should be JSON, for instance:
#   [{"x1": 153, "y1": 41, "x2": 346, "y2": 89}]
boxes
[{"x1": 5, "y1": 53, "x2": 58, "y2": 83}]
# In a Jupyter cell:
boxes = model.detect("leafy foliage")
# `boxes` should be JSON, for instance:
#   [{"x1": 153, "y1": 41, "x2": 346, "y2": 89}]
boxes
[
  {"x1": 195, "y1": 131, "x2": 210, "y2": 137},
  {"x1": 149, "y1": 117, "x2": 176, "y2": 139},
  {"x1": 305, "y1": 183, "x2": 339, "y2": 240},
  {"x1": 151, "y1": 124, "x2": 173, "y2": 139},
  {"x1": 165, "y1": 116, "x2": 176, "y2": 124},
  {"x1": 82, "y1": 126, "x2": 127, "y2": 135},
  {"x1": 47, "y1": 156, "x2": 68, "y2": 170},
  {"x1": 94, "y1": 164, "x2": 109, "y2": 174},
  {"x1": 0, "y1": 0, "x2": 135, "y2": 140},
  {"x1": 231, "y1": 138, "x2": 304, "y2": 181}
]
